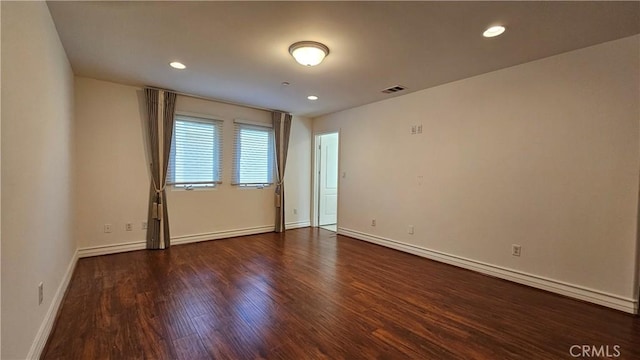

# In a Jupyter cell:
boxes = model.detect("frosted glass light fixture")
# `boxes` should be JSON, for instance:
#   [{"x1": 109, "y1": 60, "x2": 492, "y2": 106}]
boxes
[{"x1": 289, "y1": 41, "x2": 330, "y2": 66}]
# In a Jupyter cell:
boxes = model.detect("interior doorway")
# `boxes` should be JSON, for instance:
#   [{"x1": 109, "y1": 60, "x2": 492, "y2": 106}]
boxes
[{"x1": 315, "y1": 132, "x2": 339, "y2": 232}]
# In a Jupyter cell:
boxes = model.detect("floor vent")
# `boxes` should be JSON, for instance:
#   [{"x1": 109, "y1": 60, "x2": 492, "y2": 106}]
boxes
[{"x1": 382, "y1": 85, "x2": 406, "y2": 94}]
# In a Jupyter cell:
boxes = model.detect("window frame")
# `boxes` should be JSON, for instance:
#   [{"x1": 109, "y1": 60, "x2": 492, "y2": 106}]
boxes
[
  {"x1": 232, "y1": 119, "x2": 275, "y2": 188},
  {"x1": 168, "y1": 112, "x2": 224, "y2": 190}
]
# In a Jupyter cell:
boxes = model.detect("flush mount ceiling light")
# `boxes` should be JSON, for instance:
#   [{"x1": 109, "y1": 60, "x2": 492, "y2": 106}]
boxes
[
  {"x1": 307, "y1": 95, "x2": 319, "y2": 100},
  {"x1": 483, "y1": 25, "x2": 506, "y2": 38},
  {"x1": 169, "y1": 61, "x2": 186, "y2": 69},
  {"x1": 289, "y1": 41, "x2": 330, "y2": 66}
]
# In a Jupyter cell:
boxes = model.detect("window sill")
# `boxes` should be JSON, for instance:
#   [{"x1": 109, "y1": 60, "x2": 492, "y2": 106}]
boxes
[
  {"x1": 233, "y1": 184, "x2": 273, "y2": 189},
  {"x1": 171, "y1": 185, "x2": 218, "y2": 192}
]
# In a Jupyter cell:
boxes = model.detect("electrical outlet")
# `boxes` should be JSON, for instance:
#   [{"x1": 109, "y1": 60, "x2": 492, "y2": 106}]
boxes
[
  {"x1": 104, "y1": 224, "x2": 112, "y2": 233},
  {"x1": 125, "y1": 223, "x2": 133, "y2": 231},
  {"x1": 38, "y1": 282, "x2": 43, "y2": 305},
  {"x1": 293, "y1": 208, "x2": 298, "y2": 215},
  {"x1": 408, "y1": 225, "x2": 414, "y2": 235},
  {"x1": 512, "y1": 244, "x2": 522, "y2": 257},
  {"x1": 371, "y1": 219, "x2": 376, "y2": 227},
  {"x1": 142, "y1": 221, "x2": 148, "y2": 230}
]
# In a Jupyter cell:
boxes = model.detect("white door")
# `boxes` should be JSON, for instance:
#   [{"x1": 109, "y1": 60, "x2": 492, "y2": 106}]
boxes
[{"x1": 319, "y1": 133, "x2": 339, "y2": 226}]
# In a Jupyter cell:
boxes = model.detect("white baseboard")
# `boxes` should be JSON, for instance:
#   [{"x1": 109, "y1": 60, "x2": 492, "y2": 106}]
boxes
[
  {"x1": 286, "y1": 220, "x2": 311, "y2": 230},
  {"x1": 78, "y1": 240, "x2": 146, "y2": 258},
  {"x1": 338, "y1": 227, "x2": 638, "y2": 314},
  {"x1": 79, "y1": 226, "x2": 277, "y2": 257},
  {"x1": 27, "y1": 249, "x2": 79, "y2": 359},
  {"x1": 171, "y1": 225, "x2": 274, "y2": 245}
]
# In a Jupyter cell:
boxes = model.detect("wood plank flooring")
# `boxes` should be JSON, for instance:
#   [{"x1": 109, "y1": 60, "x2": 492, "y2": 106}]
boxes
[{"x1": 42, "y1": 228, "x2": 640, "y2": 359}]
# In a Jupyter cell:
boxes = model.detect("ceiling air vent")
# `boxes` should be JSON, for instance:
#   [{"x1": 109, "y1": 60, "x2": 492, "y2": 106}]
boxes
[{"x1": 382, "y1": 85, "x2": 406, "y2": 94}]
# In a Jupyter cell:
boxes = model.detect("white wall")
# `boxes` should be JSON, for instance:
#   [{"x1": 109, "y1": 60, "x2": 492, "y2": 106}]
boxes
[
  {"x1": 284, "y1": 116, "x2": 313, "y2": 227},
  {"x1": 74, "y1": 79, "x2": 149, "y2": 249},
  {"x1": 74, "y1": 77, "x2": 312, "y2": 250},
  {"x1": 169, "y1": 96, "x2": 274, "y2": 238},
  {"x1": 1, "y1": 2, "x2": 3, "y2": 354},
  {"x1": 1, "y1": 2, "x2": 3, "y2": 355},
  {"x1": 1, "y1": 2, "x2": 76, "y2": 358},
  {"x1": 314, "y1": 35, "x2": 640, "y2": 309}
]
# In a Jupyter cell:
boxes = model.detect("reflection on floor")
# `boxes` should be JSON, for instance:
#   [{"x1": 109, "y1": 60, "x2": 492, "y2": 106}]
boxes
[{"x1": 320, "y1": 224, "x2": 337, "y2": 232}]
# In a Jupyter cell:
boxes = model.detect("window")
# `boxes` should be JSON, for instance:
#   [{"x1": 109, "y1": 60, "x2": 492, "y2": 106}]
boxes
[
  {"x1": 168, "y1": 114, "x2": 223, "y2": 188},
  {"x1": 232, "y1": 121, "x2": 275, "y2": 186}
]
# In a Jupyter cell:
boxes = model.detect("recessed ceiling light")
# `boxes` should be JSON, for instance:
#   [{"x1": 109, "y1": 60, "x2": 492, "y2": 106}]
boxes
[
  {"x1": 169, "y1": 61, "x2": 186, "y2": 69},
  {"x1": 307, "y1": 95, "x2": 318, "y2": 100},
  {"x1": 289, "y1": 41, "x2": 330, "y2": 66},
  {"x1": 281, "y1": 81, "x2": 290, "y2": 86},
  {"x1": 483, "y1": 25, "x2": 506, "y2": 38}
]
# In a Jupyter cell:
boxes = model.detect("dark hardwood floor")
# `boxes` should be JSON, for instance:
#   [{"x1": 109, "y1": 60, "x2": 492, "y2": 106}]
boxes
[{"x1": 42, "y1": 228, "x2": 639, "y2": 359}]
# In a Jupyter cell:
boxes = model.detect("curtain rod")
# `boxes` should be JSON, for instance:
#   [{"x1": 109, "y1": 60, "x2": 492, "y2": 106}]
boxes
[{"x1": 144, "y1": 85, "x2": 283, "y2": 113}]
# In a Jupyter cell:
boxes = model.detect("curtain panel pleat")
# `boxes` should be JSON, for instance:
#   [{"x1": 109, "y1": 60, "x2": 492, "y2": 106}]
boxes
[
  {"x1": 144, "y1": 88, "x2": 177, "y2": 249},
  {"x1": 273, "y1": 111, "x2": 293, "y2": 233}
]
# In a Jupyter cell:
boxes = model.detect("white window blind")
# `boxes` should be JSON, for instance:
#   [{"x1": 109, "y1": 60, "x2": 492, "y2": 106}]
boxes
[
  {"x1": 232, "y1": 121, "x2": 274, "y2": 186},
  {"x1": 168, "y1": 114, "x2": 223, "y2": 187}
]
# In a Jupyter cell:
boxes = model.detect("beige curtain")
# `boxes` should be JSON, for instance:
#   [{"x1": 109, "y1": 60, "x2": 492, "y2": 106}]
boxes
[
  {"x1": 273, "y1": 111, "x2": 293, "y2": 233},
  {"x1": 144, "y1": 88, "x2": 177, "y2": 249}
]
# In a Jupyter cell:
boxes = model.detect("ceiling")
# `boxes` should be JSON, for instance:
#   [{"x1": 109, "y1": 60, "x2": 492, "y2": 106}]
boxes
[{"x1": 47, "y1": 1, "x2": 640, "y2": 118}]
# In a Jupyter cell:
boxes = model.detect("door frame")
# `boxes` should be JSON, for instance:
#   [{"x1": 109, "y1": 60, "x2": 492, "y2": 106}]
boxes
[{"x1": 312, "y1": 130, "x2": 341, "y2": 230}]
